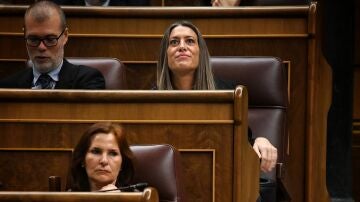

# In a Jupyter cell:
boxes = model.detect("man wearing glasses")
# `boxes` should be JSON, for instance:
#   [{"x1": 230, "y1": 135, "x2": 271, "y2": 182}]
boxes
[{"x1": 0, "y1": 1, "x2": 105, "y2": 89}]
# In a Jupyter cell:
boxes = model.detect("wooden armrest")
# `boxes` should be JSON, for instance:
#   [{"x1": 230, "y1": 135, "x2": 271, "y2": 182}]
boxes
[{"x1": 0, "y1": 187, "x2": 159, "y2": 202}]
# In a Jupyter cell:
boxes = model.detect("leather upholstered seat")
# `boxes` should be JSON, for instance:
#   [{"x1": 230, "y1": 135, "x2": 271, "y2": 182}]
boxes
[
  {"x1": 130, "y1": 144, "x2": 185, "y2": 202},
  {"x1": 27, "y1": 57, "x2": 126, "y2": 89},
  {"x1": 211, "y1": 56, "x2": 289, "y2": 201}
]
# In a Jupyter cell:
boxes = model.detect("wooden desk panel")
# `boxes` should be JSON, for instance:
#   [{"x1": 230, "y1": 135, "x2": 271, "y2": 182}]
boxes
[
  {"x1": 0, "y1": 88, "x2": 259, "y2": 202},
  {"x1": 0, "y1": 188, "x2": 159, "y2": 202},
  {"x1": 0, "y1": 149, "x2": 72, "y2": 191}
]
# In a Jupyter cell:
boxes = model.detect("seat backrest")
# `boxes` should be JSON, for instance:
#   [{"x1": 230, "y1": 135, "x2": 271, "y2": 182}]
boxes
[
  {"x1": 211, "y1": 56, "x2": 288, "y2": 181},
  {"x1": 130, "y1": 144, "x2": 185, "y2": 202},
  {"x1": 27, "y1": 57, "x2": 126, "y2": 89}
]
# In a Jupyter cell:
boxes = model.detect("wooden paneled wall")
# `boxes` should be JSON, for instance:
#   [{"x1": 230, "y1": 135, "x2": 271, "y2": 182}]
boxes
[
  {"x1": 0, "y1": 89, "x2": 259, "y2": 202},
  {"x1": 0, "y1": 4, "x2": 330, "y2": 201}
]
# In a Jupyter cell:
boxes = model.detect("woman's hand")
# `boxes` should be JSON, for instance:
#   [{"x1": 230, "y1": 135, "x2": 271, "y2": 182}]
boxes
[
  {"x1": 252, "y1": 137, "x2": 278, "y2": 172},
  {"x1": 99, "y1": 184, "x2": 120, "y2": 192},
  {"x1": 212, "y1": 0, "x2": 241, "y2": 7}
]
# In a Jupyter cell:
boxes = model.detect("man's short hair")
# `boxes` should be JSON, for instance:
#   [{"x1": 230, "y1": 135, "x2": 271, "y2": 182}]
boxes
[{"x1": 24, "y1": 0, "x2": 67, "y2": 31}]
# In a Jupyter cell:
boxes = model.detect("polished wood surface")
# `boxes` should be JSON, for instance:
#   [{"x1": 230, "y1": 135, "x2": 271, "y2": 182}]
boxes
[
  {"x1": 0, "y1": 149, "x2": 72, "y2": 191},
  {"x1": 0, "y1": 88, "x2": 259, "y2": 202},
  {"x1": 304, "y1": 3, "x2": 331, "y2": 201},
  {"x1": 0, "y1": 4, "x2": 329, "y2": 201},
  {"x1": 0, "y1": 187, "x2": 159, "y2": 202},
  {"x1": 233, "y1": 87, "x2": 259, "y2": 200}
]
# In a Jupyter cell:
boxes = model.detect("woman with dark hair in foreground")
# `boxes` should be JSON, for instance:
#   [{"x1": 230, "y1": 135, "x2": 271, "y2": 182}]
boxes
[{"x1": 68, "y1": 122, "x2": 134, "y2": 191}]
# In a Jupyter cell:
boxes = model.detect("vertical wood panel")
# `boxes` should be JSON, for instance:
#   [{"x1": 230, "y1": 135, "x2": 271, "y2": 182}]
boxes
[{"x1": 0, "y1": 90, "x2": 255, "y2": 202}]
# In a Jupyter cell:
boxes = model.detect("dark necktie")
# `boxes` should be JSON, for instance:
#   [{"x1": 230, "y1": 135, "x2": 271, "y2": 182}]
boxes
[{"x1": 36, "y1": 74, "x2": 53, "y2": 89}]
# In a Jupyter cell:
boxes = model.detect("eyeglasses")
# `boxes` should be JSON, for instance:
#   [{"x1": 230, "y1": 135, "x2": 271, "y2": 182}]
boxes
[{"x1": 24, "y1": 29, "x2": 66, "y2": 47}]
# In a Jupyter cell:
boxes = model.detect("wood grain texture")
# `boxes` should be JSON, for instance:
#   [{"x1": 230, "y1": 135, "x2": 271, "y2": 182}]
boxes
[
  {"x1": 0, "y1": 150, "x2": 72, "y2": 191},
  {"x1": 0, "y1": 188, "x2": 159, "y2": 202},
  {"x1": 303, "y1": 3, "x2": 331, "y2": 201},
  {"x1": 0, "y1": 88, "x2": 257, "y2": 202}
]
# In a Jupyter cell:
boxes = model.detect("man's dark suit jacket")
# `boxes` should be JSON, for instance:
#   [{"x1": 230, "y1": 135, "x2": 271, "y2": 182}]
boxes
[
  {"x1": 0, "y1": 59, "x2": 105, "y2": 89},
  {"x1": 52, "y1": 0, "x2": 150, "y2": 6}
]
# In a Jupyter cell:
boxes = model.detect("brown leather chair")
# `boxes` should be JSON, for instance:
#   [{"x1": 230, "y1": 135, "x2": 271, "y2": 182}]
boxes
[
  {"x1": 211, "y1": 56, "x2": 289, "y2": 201},
  {"x1": 27, "y1": 57, "x2": 127, "y2": 89},
  {"x1": 130, "y1": 144, "x2": 185, "y2": 202}
]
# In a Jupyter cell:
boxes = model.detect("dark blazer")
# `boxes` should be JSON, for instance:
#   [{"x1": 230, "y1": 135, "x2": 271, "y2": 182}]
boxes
[
  {"x1": 52, "y1": 0, "x2": 150, "y2": 6},
  {"x1": 0, "y1": 59, "x2": 105, "y2": 89}
]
